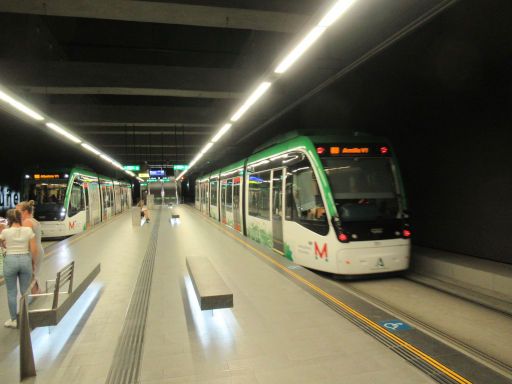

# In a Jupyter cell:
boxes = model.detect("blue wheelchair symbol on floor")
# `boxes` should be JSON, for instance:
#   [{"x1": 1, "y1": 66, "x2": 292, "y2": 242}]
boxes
[{"x1": 379, "y1": 320, "x2": 412, "y2": 331}]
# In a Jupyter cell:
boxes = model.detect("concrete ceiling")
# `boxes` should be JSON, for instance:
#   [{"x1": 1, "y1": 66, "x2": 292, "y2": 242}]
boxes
[{"x1": 0, "y1": 0, "x2": 505, "y2": 179}]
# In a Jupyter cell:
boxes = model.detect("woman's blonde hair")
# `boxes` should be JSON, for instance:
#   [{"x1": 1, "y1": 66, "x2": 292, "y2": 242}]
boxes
[
  {"x1": 18, "y1": 200, "x2": 36, "y2": 215},
  {"x1": 6, "y1": 209, "x2": 22, "y2": 226}
]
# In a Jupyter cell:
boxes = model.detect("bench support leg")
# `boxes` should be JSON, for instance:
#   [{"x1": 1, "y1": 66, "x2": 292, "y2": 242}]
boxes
[{"x1": 19, "y1": 295, "x2": 36, "y2": 381}]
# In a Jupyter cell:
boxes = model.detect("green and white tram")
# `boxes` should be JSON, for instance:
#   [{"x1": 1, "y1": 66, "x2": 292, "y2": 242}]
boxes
[
  {"x1": 23, "y1": 167, "x2": 132, "y2": 239},
  {"x1": 195, "y1": 134, "x2": 411, "y2": 275}
]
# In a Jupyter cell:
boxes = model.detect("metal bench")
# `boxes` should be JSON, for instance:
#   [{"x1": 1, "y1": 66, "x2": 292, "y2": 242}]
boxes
[
  {"x1": 186, "y1": 257, "x2": 233, "y2": 310},
  {"x1": 19, "y1": 261, "x2": 101, "y2": 380}
]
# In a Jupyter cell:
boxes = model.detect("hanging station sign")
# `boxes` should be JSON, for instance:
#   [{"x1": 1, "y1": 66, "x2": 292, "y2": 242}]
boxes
[
  {"x1": 123, "y1": 165, "x2": 141, "y2": 171},
  {"x1": 149, "y1": 169, "x2": 166, "y2": 177}
]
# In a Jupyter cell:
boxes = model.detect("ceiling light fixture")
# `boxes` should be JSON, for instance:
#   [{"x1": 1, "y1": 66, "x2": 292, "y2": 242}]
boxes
[
  {"x1": 274, "y1": 26, "x2": 326, "y2": 74},
  {"x1": 230, "y1": 82, "x2": 272, "y2": 122},
  {"x1": 113, "y1": 161, "x2": 124, "y2": 170},
  {"x1": 211, "y1": 123, "x2": 232, "y2": 143},
  {"x1": 81, "y1": 143, "x2": 101, "y2": 156},
  {"x1": 100, "y1": 154, "x2": 112, "y2": 162},
  {"x1": 201, "y1": 142, "x2": 214, "y2": 154},
  {"x1": 318, "y1": 0, "x2": 356, "y2": 27},
  {"x1": 46, "y1": 122, "x2": 82, "y2": 144},
  {"x1": 0, "y1": 83, "x2": 142, "y2": 184},
  {"x1": 0, "y1": 89, "x2": 44, "y2": 121},
  {"x1": 275, "y1": 0, "x2": 356, "y2": 74},
  {"x1": 178, "y1": 0, "x2": 358, "y2": 180}
]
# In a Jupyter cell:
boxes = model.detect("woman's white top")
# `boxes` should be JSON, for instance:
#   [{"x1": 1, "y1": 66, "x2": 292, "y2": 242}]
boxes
[{"x1": 0, "y1": 227, "x2": 35, "y2": 255}]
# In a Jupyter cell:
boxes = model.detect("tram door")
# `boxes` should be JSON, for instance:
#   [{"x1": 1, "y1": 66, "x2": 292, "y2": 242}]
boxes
[
  {"x1": 233, "y1": 177, "x2": 241, "y2": 232},
  {"x1": 220, "y1": 180, "x2": 227, "y2": 224},
  {"x1": 272, "y1": 169, "x2": 284, "y2": 253},
  {"x1": 84, "y1": 184, "x2": 91, "y2": 229}
]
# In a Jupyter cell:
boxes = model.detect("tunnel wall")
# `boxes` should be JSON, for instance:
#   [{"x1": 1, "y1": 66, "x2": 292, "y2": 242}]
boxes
[{"x1": 290, "y1": 0, "x2": 512, "y2": 264}]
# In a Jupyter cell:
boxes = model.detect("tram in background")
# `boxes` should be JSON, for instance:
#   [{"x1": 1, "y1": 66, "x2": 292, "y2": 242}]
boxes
[
  {"x1": 23, "y1": 167, "x2": 132, "y2": 239},
  {"x1": 195, "y1": 133, "x2": 411, "y2": 276}
]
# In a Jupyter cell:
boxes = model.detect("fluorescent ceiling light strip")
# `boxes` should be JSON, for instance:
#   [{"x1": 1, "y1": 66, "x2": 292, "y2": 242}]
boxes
[
  {"x1": 81, "y1": 143, "x2": 101, "y2": 155},
  {"x1": 274, "y1": 26, "x2": 326, "y2": 74},
  {"x1": 201, "y1": 142, "x2": 214, "y2": 154},
  {"x1": 100, "y1": 154, "x2": 114, "y2": 163},
  {"x1": 0, "y1": 87, "x2": 138, "y2": 180},
  {"x1": 182, "y1": 1, "x2": 358, "y2": 176},
  {"x1": 46, "y1": 122, "x2": 82, "y2": 144},
  {"x1": 189, "y1": 153, "x2": 203, "y2": 167},
  {"x1": 0, "y1": 89, "x2": 44, "y2": 121},
  {"x1": 211, "y1": 123, "x2": 232, "y2": 143},
  {"x1": 318, "y1": 0, "x2": 356, "y2": 27},
  {"x1": 230, "y1": 82, "x2": 272, "y2": 122}
]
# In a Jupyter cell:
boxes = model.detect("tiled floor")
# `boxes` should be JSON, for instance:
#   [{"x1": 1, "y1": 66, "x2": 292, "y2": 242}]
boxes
[{"x1": 0, "y1": 207, "x2": 437, "y2": 383}]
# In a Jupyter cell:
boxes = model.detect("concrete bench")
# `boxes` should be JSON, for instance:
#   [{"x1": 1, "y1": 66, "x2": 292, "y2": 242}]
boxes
[
  {"x1": 19, "y1": 261, "x2": 101, "y2": 380},
  {"x1": 186, "y1": 257, "x2": 233, "y2": 310}
]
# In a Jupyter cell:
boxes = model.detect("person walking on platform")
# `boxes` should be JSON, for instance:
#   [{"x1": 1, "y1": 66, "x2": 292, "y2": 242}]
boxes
[
  {"x1": 0, "y1": 209, "x2": 38, "y2": 329},
  {"x1": 138, "y1": 199, "x2": 150, "y2": 223},
  {"x1": 17, "y1": 200, "x2": 44, "y2": 294}
]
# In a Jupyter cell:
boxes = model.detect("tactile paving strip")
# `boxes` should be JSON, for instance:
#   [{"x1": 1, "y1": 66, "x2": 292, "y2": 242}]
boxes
[{"x1": 105, "y1": 208, "x2": 161, "y2": 384}]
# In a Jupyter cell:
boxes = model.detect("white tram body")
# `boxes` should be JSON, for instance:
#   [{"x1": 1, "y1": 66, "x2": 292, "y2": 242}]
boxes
[
  {"x1": 23, "y1": 167, "x2": 132, "y2": 239},
  {"x1": 195, "y1": 135, "x2": 411, "y2": 276}
]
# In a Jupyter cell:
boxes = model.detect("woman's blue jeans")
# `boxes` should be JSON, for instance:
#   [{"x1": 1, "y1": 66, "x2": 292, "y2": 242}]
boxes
[{"x1": 3, "y1": 254, "x2": 32, "y2": 320}]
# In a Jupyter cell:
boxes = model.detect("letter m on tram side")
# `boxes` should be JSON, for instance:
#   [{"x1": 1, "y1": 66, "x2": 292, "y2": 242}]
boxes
[{"x1": 314, "y1": 242, "x2": 328, "y2": 259}]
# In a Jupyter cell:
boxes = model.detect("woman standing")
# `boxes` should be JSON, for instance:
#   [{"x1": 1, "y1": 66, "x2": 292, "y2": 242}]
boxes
[
  {"x1": 17, "y1": 200, "x2": 44, "y2": 293},
  {"x1": 0, "y1": 209, "x2": 37, "y2": 328}
]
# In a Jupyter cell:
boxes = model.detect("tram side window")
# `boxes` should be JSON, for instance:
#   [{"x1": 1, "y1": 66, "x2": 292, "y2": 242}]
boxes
[
  {"x1": 195, "y1": 185, "x2": 199, "y2": 203},
  {"x1": 210, "y1": 180, "x2": 218, "y2": 206},
  {"x1": 285, "y1": 160, "x2": 328, "y2": 235},
  {"x1": 105, "y1": 187, "x2": 109, "y2": 207},
  {"x1": 248, "y1": 171, "x2": 270, "y2": 220},
  {"x1": 68, "y1": 182, "x2": 85, "y2": 216},
  {"x1": 226, "y1": 179, "x2": 233, "y2": 212},
  {"x1": 109, "y1": 187, "x2": 114, "y2": 208},
  {"x1": 233, "y1": 177, "x2": 240, "y2": 209},
  {"x1": 102, "y1": 186, "x2": 109, "y2": 209}
]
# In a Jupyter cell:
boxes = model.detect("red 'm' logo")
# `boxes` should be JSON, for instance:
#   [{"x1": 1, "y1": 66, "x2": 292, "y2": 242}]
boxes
[{"x1": 314, "y1": 242, "x2": 328, "y2": 259}]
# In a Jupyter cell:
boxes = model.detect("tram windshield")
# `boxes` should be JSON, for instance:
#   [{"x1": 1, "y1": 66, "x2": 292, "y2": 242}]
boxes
[
  {"x1": 24, "y1": 180, "x2": 68, "y2": 221},
  {"x1": 322, "y1": 157, "x2": 400, "y2": 222}
]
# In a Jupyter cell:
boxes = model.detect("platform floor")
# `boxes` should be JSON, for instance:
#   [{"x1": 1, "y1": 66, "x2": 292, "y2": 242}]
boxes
[{"x1": 0, "y1": 206, "x2": 508, "y2": 383}]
